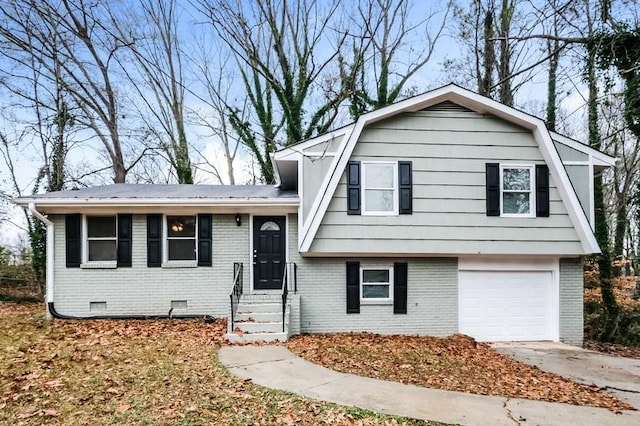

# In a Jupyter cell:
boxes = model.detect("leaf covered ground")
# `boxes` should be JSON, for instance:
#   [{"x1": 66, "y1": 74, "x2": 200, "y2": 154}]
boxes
[
  {"x1": 286, "y1": 332, "x2": 634, "y2": 412},
  {"x1": 584, "y1": 340, "x2": 640, "y2": 359},
  {"x1": 0, "y1": 303, "x2": 438, "y2": 426}
]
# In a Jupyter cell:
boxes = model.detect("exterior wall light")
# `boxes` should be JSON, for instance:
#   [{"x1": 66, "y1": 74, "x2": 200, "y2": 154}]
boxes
[{"x1": 235, "y1": 214, "x2": 242, "y2": 227}]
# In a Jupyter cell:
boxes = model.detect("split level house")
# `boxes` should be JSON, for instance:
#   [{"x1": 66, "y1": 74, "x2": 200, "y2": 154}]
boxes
[{"x1": 14, "y1": 84, "x2": 616, "y2": 345}]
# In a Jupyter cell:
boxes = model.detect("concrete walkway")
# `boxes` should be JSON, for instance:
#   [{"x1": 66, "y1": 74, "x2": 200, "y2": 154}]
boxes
[
  {"x1": 492, "y1": 342, "x2": 640, "y2": 409},
  {"x1": 219, "y1": 345, "x2": 640, "y2": 426}
]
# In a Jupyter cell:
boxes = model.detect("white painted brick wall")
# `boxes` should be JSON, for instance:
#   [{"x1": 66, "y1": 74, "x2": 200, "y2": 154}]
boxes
[
  {"x1": 288, "y1": 214, "x2": 459, "y2": 335},
  {"x1": 51, "y1": 211, "x2": 583, "y2": 342},
  {"x1": 559, "y1": 257, "x2": 584, "y2": 345},
  {"x1": 52, "y1": 214, "x2": 249, "y2": 317}
]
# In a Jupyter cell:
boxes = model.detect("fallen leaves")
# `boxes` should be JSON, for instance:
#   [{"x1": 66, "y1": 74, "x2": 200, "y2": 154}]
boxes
[
  {"x1": 286, "y1": 332, "x2": 634, "y2": 412},
  {"x1": 585, "y1": 276, "x2": 640, "y2": 311},
  {"x1": 584, "y1": 340, "x2": 640, "y2": 359},
  {"x1": 0, "y1": 303, "x2": 434, "y2": 425}
]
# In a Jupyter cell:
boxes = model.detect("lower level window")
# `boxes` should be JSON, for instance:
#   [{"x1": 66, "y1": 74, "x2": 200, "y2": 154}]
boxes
[
  {"x1": 86, "y1": 216, "x2": 117, "y2": 262},
  {"x1": 361, "y1": 267, "x2": 393, "y2": 302},
  {"x1": 166, "y1": 215, "x2": 196, "y2": 261}
]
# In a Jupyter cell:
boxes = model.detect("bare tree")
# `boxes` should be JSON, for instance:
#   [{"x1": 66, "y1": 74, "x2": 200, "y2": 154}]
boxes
[
  {"x1": 117, "y1": 0, "x2": 194, "y2": 183},
  {"x1": 446, "y1": 0, "x2": 542, "y2": 106},
  {"x1": 195, "y1": 0, "x2": 351, "y2": 182},
  {"x1": 345, "y1": 0, "x2": 451, "y2": 118},
  {"x1": 0, "y1": 0, "x2": 146, "y2": 183},
  {"x1": 600, "y1": 97, "x2": 640, "y2": 275},
  {"x1": 189, "y1": 44, "x2": 243, "y2": 185}
]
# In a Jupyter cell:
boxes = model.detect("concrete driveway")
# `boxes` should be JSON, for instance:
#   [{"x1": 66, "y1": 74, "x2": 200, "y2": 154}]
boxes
[{"x1": 492, "y1": 342, "x2": 640, "y2": 409}]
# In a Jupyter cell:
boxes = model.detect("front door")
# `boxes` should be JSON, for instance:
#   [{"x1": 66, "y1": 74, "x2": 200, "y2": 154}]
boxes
[{"x1": 253, "y1": 216, "x2": 286, "y2": 290}]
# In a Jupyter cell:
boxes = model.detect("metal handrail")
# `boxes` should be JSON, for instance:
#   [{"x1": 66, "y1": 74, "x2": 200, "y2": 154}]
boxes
[
  {"x1": 229, "y1": 262, "x2": 243, "y2": 333},
  {"x1": 281, "y1": 262, "x2": 297, "y2": 332},
  {"x1": 281, "y1": 266, "x2": 288, "y2": 332}
]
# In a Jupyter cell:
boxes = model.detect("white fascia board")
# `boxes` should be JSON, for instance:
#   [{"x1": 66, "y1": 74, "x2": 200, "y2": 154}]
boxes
[
  {"x1": 274, "y1": 126, "x2": 353, "y2": 161},
  {"x1": 299, "y1": 83, "x2": 600, "y2": 254},
  {"x1": 299, "y1": 124, "x2": 356, "y2": 251},
  {"x1": 14, "y1": 197, "x2": 299, "y2": 207},
  {"x1": 550, "y1": 131, "x2": 617, "y2": 166},
  {"x1": 270, "y1": 153, "x2": 282, "y2": 187},
  {"x1": 534, "y1": 127, "x2": 600, "y2": 254}
]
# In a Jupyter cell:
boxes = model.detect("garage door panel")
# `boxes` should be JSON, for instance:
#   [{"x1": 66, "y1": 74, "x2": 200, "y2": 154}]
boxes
[{"x1": 459, "y1": 270, "x2": 554, "y2": 342}]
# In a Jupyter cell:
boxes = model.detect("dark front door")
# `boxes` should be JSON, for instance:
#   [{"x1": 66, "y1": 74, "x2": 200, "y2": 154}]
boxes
[{"x1": 253, "y1": 216, "x2": 286, "y2": 290}]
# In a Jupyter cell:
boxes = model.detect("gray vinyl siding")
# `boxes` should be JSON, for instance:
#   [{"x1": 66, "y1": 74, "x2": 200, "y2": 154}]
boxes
[
  {"x1": 552, "y1": 139, "x2": 591, "y2": 222},
  {"x1": 302, "y1": 155, "x2": 335, "y2": 222},
  {"x1": 302, "y1": 134, "x2": 343, "y2": 155},
  {"x1": 289, "y1": 214, "x2": 459, "y2": 335},
  {"x1": 301, "y1": 134, "x2": 344, "y2": 222},
  {"x1": 553, "y1": 140, "x2": 589, "y2": 162},
  {"x1": 564, "y1": 165, "x2": 590, "y2": 220},
  {"x1": 51, "y1": 214, "x2": 249, "y2": 317},
  {"x1": 559, "y1": 257, "x2": 584, "y2": 345},
  {"x1": 311, "y1": 110, "x2": 584, "y2": 255}
]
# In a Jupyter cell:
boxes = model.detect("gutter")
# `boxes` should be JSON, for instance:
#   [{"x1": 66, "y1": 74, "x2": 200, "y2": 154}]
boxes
[
  {"x1": 15, "y1": 197, "x2": 300, "y2": 207},
  {"x1": 28, "y1": 203, "x2": 54, "y2": 318}
]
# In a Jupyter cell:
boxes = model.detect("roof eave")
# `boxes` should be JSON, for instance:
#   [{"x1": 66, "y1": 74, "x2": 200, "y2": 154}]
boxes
[{"x1": 14, "y1": 197, "x2": 299, "y2": 207}]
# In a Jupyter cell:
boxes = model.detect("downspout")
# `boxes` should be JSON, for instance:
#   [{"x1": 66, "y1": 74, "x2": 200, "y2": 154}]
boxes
[{"x1": 28, "y1": 203, "x2": 54, "y2": 319}]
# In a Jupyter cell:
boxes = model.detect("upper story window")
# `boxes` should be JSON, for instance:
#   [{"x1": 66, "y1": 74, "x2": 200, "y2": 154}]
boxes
[
  {"x1": 86, "y1": 216, "x2": 117, "y2": 262},
  {"x1": 501, "y1": 165, "x2": 534, "y2": 216},
  {"x1": 166, "y1": 215, "x2": 197, "y2": 261},
  {"x1": 362, "y1": 162, "x2": 398, "y2": 215}
]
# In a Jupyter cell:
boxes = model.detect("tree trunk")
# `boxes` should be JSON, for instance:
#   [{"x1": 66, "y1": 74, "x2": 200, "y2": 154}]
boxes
[
  {"x1": 479, "y1": 7, "x2": 495, "y2": 97},
  {"x1": 587, "y1": 42, "x2": 619, "y2": 341},
  {"x1": 498, "y1": 0, "x2": 514, "y2": 106}
]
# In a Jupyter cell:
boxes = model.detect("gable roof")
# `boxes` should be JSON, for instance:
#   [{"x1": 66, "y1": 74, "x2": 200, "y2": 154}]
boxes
[{"x1": 289, "y1": 83, "x2": 602, "y2": 254}]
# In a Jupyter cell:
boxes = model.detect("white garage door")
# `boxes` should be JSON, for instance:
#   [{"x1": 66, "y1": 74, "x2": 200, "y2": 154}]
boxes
[{"x1": 458, "y1": 270, "x2": 555, "y2": 342}]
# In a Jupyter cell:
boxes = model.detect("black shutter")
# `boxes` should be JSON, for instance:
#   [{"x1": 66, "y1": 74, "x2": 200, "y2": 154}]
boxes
[
  {"x1": 116, "y1": 214, "x2": 132, "y2": 267},
  {"x1": 347, "y1": 161, "x2": 361, "y2": 215},
  {"x1": 197, "y1": 214, "x2": 213, "y2": 267},
  {"x1": 346, "y1": 261, "x2": 360, "y2": 313},
  {"x1": 65, "y1": 214, "x2": 81, "y2": 268},
  {"x1": 536, "y1": 164, "x2": 550, "y2": 217},
  {"x1": 147, "y1": 214, "x2": 162, "y2": 267},
  {"x1": 486, "y1": 163, "x2": 500, "y2": 216},
  {"x1": 394, "y1": 262, "x2": 408, "y2": 314},
  {"x1": 398, "y1": 161, "x2": 413, "y2": 214}
]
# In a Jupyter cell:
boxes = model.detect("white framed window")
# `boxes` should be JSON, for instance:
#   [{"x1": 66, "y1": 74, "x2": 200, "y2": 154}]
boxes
[
  {"x1": 84, "y1": 215, "x2": 117, "y2": 265},
  {"x1": 362, "y1": 161, "x2": 398, "y2": 215},
  {"x1": 501, "y1": 165, "x2": 535, "y2": 217},
  {"x1": 165, "y1": 215, "x2": 197, "y2": 263},
  {"x1": 360, "y1": 266, "x2": 393, "y2": 304}
]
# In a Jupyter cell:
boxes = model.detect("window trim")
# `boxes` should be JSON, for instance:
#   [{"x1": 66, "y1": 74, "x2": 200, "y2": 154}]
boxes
[
  {"x1": 361, "y1": 161, "x2": 398, "y2": 216},
  {"x1": 360, "y1": 265, "x2": 394, "y2": 305},
  {"x1": 500, "y1": 164, "x2": 536, "y2": 218},
  {"x1": 82, "y1": 215, "x2": 117, "y2": 267},
  {"x1": 163, "y1": 214, "x2": 198, "y2": 267}
]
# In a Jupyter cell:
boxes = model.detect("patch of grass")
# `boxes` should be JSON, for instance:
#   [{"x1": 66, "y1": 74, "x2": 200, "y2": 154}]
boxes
[{"x1": 0, "y1": 303, "x2": 442, "y2": 425}]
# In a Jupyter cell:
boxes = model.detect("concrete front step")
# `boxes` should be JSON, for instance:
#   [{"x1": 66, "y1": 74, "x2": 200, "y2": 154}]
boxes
[
  {"x1": 227, "y1": 293, "x2": 288, "y2": 342},
  {"x1": 235, "y1": 321, "x2": 284, "y2": 334},
  {"x1": 235, "y1": 312, "x2": 282, "y2": 322},
  {"x1": 225, "y1": 332, "x2": 288, "y2": 343},
  {"x1": 236, "y1": 302, "x2": 282, "y2": 314}
]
